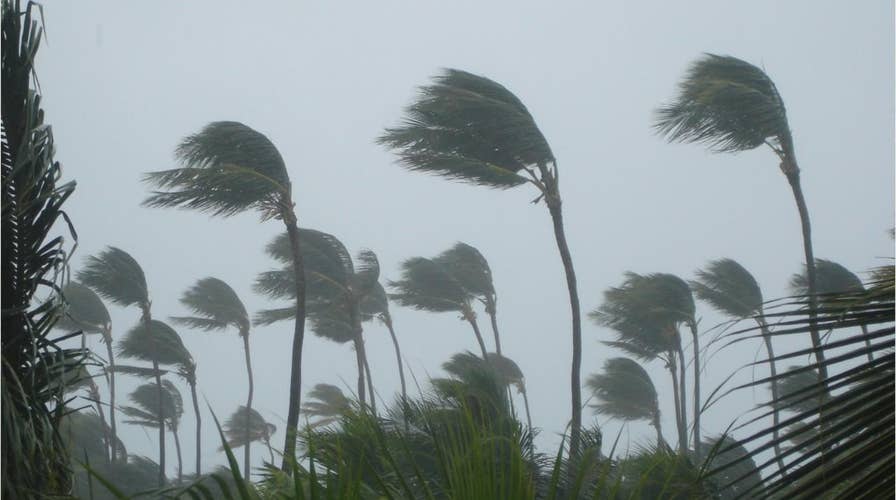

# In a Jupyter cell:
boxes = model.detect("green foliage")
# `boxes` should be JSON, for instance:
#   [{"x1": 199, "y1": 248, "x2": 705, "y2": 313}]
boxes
[
  {"x1": 790, "y1": 258, "x2": 865, "y2": 300},
  {"x1": 172, "y1": 276, "x2": 251, "y2": 334},
  {"x1": 433, "y1": 242, "x2": 496, "y2": 300},
  {"x1": 56, "y1": 281, "x2": 112, "y2": 336},
  {"x1": 389, "y1": 257, "x2": 472, "y2": 314},
  {"x1": 586, "y1": 357, "x2": 659, "y2": 424},
  {"x1": 121, "y1": 380, "x2": 184, "y2": 430},
  {"x1": 302, "y1": 384, "x2": 352, "y2": 429},
  {"x1": 118, "y1": 319, "x2": 192, "y2": 368},
  {"x1": 77, "y1": 247, "x2": 149, "y2": 309},
  {"x1": 222, "y1": 405, "x2": 276, "y2": 451},
  {"x1": 691, "y1": 258, "x2": 763, "y2": 318}
]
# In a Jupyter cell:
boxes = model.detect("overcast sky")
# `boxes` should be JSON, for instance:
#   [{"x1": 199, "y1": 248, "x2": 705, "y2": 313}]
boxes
[{"x1": 39, "y1": 0, "x2": 894, "y2": 479}]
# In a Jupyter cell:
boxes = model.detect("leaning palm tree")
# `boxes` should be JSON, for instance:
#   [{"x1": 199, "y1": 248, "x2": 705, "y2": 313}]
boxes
[
  {"x1": 255, "y1": 230, "x2": 380, "y2": 411},
  {"x1": 222, "y1": 406, "x2": 277, "y2": 467},
  {"x1": 586, "y1": 357, "x2": 664, "y2": 448},
  {"x1": 379, "y1": 69, "x2": 585, "y2": 457},
  {"x1": 143, "y1": 121, "x2": 308, "y2": 471},
  {"x1": 55, "y1": 281, "x2": 120, "y2": 461},
  {"x1": 301, "y1": 384, "x2": 352, "y2": 429},
  {"x1": 121, "y1": 380, "x2": 184, "y2": 483},
  {"x1": 690, "y1": 258, "x2": 786, "y2": 473},
  {"x1": 655, "y1": 54, "x2": 825, "y2": 384},
  {"x1": 434, "y1": 243, "x2": 504, "y2": 356},
  {"x1": 791, "y1": 258, "x2": 874, "y2": 362},
  {"x1": 77, "y1": 246, "x2": 167, "y2": 484},
  {"x1": 360, "y1": 282, "x2": 408, "y2": 411},
  {"x1": 117, "y1": 319, "x2": 192, "y2": 481},
  {"x1": 171, "y1": 277, "x2": 251, "y2": 479},
  {"x1": 390, "y1": 256, "x2": 490, "y2": 360}
]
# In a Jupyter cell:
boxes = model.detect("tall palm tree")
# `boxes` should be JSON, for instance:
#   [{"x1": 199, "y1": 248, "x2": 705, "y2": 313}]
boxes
[
  {"x1": 77, "y1": 246, "x2": 168, "y2": 485},
  {"x1": 56, "y1": 281, "x2": 120, "y2": 462},
  {"x1": 121, "y1": 380, "x2": 184, "y2": 483},
  {"x1": 379, "y1": 69, "x2": 585, "y2": 457},
  {"x1": 791, "y1": 258, "x2": 874, "y2": 362},
  {"x1": 222, "y1": 406, "x2": 277, "y2": 465},
  {"x1": 690, "y1": 258, "x2": 786, "y2": 472},
  {"x1": 171, "y1": 277, "x2": 251, "y2": 478},
  {"x1": 360, "y1": 282, "x2": 408, "y2": 411},
  {"x1": 390, "y1": 256, "x2": 490, "y2": 360},
  {"x1": 434, "y1": 243, "x2": 503, "y2": 356},
  {"x1": 655, "y1": 54, "x2": 825, "y2": 385},
  {"x1": 117, "y1": 318, "x2": 192, "y2": 481},
  {"x1": 255, "y1": 230, "x2": 380, "y2": 411},
  {"x1": 301, "y1": 383, "x2": 352, "y2": 429},
  {"x1": 143, "y1": 121, "x2": 308, "y2": 471},
  {"x1": 586, "y1": 357, "x2": 664, "y2": 448}
]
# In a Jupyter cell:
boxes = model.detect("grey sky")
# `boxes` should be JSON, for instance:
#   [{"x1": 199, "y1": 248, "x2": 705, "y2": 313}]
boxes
[{"x1": 40, "y1": 1, "x2": 894, "y2": 478}]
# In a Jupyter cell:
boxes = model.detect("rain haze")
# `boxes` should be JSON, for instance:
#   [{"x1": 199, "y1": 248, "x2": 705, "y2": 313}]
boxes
[{"x1": 36, "y1": 0, "x2": 894, "y2": 485}]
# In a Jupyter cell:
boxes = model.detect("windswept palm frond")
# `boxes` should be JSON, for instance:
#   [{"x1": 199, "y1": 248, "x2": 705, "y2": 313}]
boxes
[
  {"x1": 172, "y1": 277, "x2": 250, "y2": 334},
  {"x1": 352, "y1": 249, "x2": 380, "y2": 297},
  {"x1": 389, "y1": 257, "x2": 470, "y2": 313},
  {"x1": 118, "y1": 320, "x2": 192, "y2": 368},
  {"x1": 222, "y1": 406, "x2": 276, "y2": 450},
  {"x1": 302, "y1": 384, "x2": 351, "y2": 429},
  {"x1": 143, "y1": 121, "x2": 290, "y2": 221},
  {"x1": 586, "y1": 358, "x2": 659, "y2": 423},
  {"x1": 654, "y1": 53, "x2": 789, "y2": 153},
  {"x1": 359, "y1": 281, "x2": 390, "y2": 322},
  {"x1": 121, "y1": 380, "x2": 184, "y2": 429},
  {"x1": 77, "y1": 247, "x2": 148, "y2": 309},
  {"x1": 433, "y1": 242, "x2": 495, "y2": 299},
  {"x1": 55, "y1": 282, "x2": 111, "y2": 335},
  {"x1": 790, "y1": 258, "x2": 865, "y2": 302},
  {"x1": 691, "y1": 258, "x2": 763, "y2": 318},
  {"x1": 378, "y1": 69, "x2": 552, "y2": 189}
]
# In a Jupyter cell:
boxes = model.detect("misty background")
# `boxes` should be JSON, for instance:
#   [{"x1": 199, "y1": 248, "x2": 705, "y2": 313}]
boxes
[{"x1": 38, "y1": 1, "x2": 894, "y2": 477}]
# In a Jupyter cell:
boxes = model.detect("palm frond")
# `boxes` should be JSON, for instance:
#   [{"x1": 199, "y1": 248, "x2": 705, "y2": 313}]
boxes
[
  {"x1": 76, "y1": 247, "x2": 148, "y2": 308},
  {"x1": 586, "y1": 357, "x2": 659, "y2": 423},
  {"x1": 351, "y1": 249, "x2": 380, "y2": 297},
  {"x1": 432, "y1": 242, "x2": 495, "y2": 298},
  {"x1": 54, "y1": 282, "x2": 111, "y2": 335},
  {"x1": 112, "y1": 364, "x2": 167, "y2": 379},
  {"x1": 307, "y1": 303, "x2": 357, "y2": 343},
  {"x1": 359, "y1": 281, "x2": 390, "y2": 322},
  {"x1": 173, "y1": 277, "x2": 249, "y2": 334},
  {"x1": 790, "y1": 258, "x2": 865, "y2": 304},
  {"x1": 143, "y1": 121, "x2": 289, "y2": 221},
  {"x1": 691, "y1": 258, "x2": 763, "y2": 318},
  {"x1": 302, "y1": 384, "x2": 351, "y2": 428},
  {"x1": 378, "y1": 68, "x2": 552, "y2": 189},
  {"x1": 122, "y1": 380, "x2": 183, "y2": 429},
  {"x1": 389, "y1": 257, "x2": 470, "y2": 313},
  {"x1": 252, "y1": 305, "x2": 296, "y2": 327},
  {"x1": 117, "y1": 319, "x2": 192, "y2": 368},
  {"x1": 654, "y1": 53, "x2": 790, "y2": 152},
  {"x1": 221, "y1": 405, "x2": 275, "y2": 449}
]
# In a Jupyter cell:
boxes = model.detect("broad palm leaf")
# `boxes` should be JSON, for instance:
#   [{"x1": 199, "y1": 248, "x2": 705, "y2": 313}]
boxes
[
  {"x1": 222, "y1": 406, "x2": 277, "y2": 465},
  {"x1": 143, "y1": 120, "x2": 308, "y2": 472},
  {"x1": 586, "y1": 357, "x2": 663, "y2": 447},
  {"x1": 691, "y1": 258, "x2": 786, "y2": 473},
  {"x1": 390, "y1": 256, "x2": 490, "y2": 360},
  {"x1": 655, "y1": 54, "x2": 826, "y2": 389},
  {"x1": 171, "y1": 277, "x2": 250, "y2": 478},
  {"x1": 121, "y1": 380, "x2": 184, "y2": 482},
  {"x1": 301, "y1": 384, "x2": 351, "y2": 429},
  {"x1": 379, "y1": 69, "x2": 586, "y2": 457}
]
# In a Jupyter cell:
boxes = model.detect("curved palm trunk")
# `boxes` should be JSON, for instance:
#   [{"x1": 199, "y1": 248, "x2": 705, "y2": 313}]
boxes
[
  {"x1": 463, "y1": 309, "x2": 490, "y2": 360},
  {"x1": 152, "y1": 358, "x2": 166, "y2": 485},
  {"x1": 688, "y1": 323, "x2": 701, "y2": 456},
  {"x1": 104, "y1": 330, "x2": 118, "y2": 462},
  {"x1": 242, "y1": 332, "x2": 254, "y2": 483},
  {"x1": 281, "y1": 207, "x2": 307, "y2": 473},
  {"x1": 521, "y1": 386, "x2": 533, "y2": 440},
  {"x1": 360, "y1": 335, "x2": 377, "y2": 414},
  {"x1": 652, "y1": 413, "x2": 665, "y2": 449},
  {"x1": 87, "y1": 380, "x2": 111, "y2": 464},
  {"x1": 189, "y1": 378, "x2": 201, "y2": 475},
  {"x1": 485, "y1": 297, "x2": 502, "y2": 357},
  {"x1": 544, "y1": 183, "x2": 583, "y2": 460},
  {"x1": 352, "y1": 336, "x2": 367, "y2": 408},
  {"x1": 383, "y1": 315, "x2": 408, "y2": 411},
  {"x1": 172, "y1": 426, "x2": 183, "y2": 484},
  {"x1": 265, "y1": 437, "x2": 274, "y2": 463},
  {"x1": 667, "y1": 355, "x2": 686, "y2": 452},
  {"x1": 756, "y1": 316, "x2": 787, "y2": 476},
  {"x1": 676, "y1": 345, "x2": 688, "y2": 452}
]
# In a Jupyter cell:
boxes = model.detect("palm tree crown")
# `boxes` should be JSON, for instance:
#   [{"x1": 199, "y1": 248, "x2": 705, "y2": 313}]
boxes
[
  {"x1": 118, "y1": 320, "x2": 192, "y2": 368},
  {"x1": 690, "y1": 258, "x2": 763, "y2": 319},
  {"x1": 172, "y1": 277, "x2": 250, "y2": 334},
  {"x1": 586, "y1": 358, "x2": 661, "y2": 437},
  {"x1": 77, "y1": 247, "x2": 148, "y2": 311},
  {"x1": 56, "y1": 282, "x2": 111, "y2": 335},
  {"x1": 302, "y1": 384, "x2": 351, "y2": 429}
]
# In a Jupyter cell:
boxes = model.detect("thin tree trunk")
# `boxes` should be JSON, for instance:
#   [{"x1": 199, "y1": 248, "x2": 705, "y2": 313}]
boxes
[
  {"x1": 688, "y1": 322, "x2": 701, "y2": 456},
  {"x1": 360, "y1": 334, "x2": 377, "y2": 414},
  {"x1": 545, "y1": 190, "x2": 583, "y2": 460},
  {"x1": 521, "y1": 386, "x2": 533, "y2": 440},
  {"x1": 152, "y1": 359, "x2": 166, "y2": 486},
  {"x1": 384, "y1": 315, "x2": 407, "y2": 410},
  {"x1": 242, "y1": 332, "x2": 254, "y2": 483},
  {"x1": 486, "y1": 296, "x2": 502, "y2": 357},
  {"x1": 281, "y1": 208, "x2": 307, "y2": 474},
  {"x1": 860, "y1": 325, "x2": 874, "y2": 362},
  {"x1": 189, "y1": 379, "x2": 201, "y2": 476},
  {"x1": 172, "y1": 426, "x2": 183, "y2": 484},
  {"x1": 676, "y1": 345, "x2": 688, "y2": 450},
  {"x1": 757, "y1": 316, "x2": 787, "y2": 476},
  {"x1": 668, "y1": 360, "x2": 686, "y2": 452},
  {"x1": 265, "y1": 438, "x2": 274, "y2": 464},
  {"x1": 464, "y1": 312, "x2": 490, "y2": 360},
  {"x1": 104, "y1": 331, "x2": 118, "y2": 463},
  {"x1": 88, "y1": 380, "x2": 111, "y2": 464},
  {"x1": 353, "y1": 336, "x2": 367, "y2": 408},
  {"x1": 652, "y1": 413, "x2": 664, "y2": 450}
]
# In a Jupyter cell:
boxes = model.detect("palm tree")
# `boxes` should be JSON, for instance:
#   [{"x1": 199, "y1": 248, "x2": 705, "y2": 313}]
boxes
[
  {"x1": 791, "y1": 258, "x2": 874, "y2": 362},
  {"x1": 690, "y1": 258, "x2": 786, "y2": 472},
  {"x1": 121, "y1": 380, "x2": 184, "y2": 483},
  {"x1": 301, "y1": 383, "x2": 352, "y2": 429},
  {"x1": 390, "y1": 256, "x2": 490, "y2": 360},
  {"x1": 255, "y1": 230, "x2": 380, "y2": 411},
  {"x1": 434, "y1": 243, "x2": 504, "y2": 356},
  {"x1": 56, "y1": 281, "x2": 120, "y2": 462},
  {"x1": 586, "y1": 357, "x2": 664, "y2": 448},
  {"x1": 379, "y1": 69, "x2": 585, "y2": 457},
  {"x1": 591, "y1": 272, "x2": 694, "y2": 452},
  {"x1": 360, "y1": 282, "x2": 408, "y2": 412},
  {"x1": 117, "y1": 318, "x2": 192, "y2": 481},
  {"x1": 222, "y1": 406, "x2": 277, "y2": 465},
  {"x1": 655, "y1": 54, "x2": 826, "y2": 385},
  {"x1": 171, "y1": 277, "x2": 252, "y2": 479},
  {"x1": 77, "y1": 246, "x2": 168, "y2": 485},
  {"x1": 143, "y1": 121, "x2": 308, "y2": 472}
]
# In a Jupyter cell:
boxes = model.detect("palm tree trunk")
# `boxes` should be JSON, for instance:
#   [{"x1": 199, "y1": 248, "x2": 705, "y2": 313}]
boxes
[
  {"x1": 152, "y1": 359, "x2": 166, "y2": 486},
  {"x1": 486, "y1": 297, "x2": 502, "y2": 357},
  {"x1": 688, "y1": 323, "x2": 701, "y2": 456},
  {"x1": 667, "y1": 359, "x2": 686, "y2": 452},
  {"x1": 88, "y1": 380, "x2": 111, "y2": 464},
  {"x1": 544, "y1": 188, "x2": 583, "y2": 460},
  {"x1": 242, "y1": 332, "x2": 254, "y2": 483},
  {"x1": 464, "y1": 309, "x2": 490, "y2": 360},
  {"x1": 189, "y1": 379, "x2": 201, "y2": 475},
  {"x1": 860, "y1": 325, "x2": 874, "y2": 362},
  {"x1": 652, "y1": 413, "x2": 664, "y2": 449},
  {"x1": 352, "y1": 336, "x2": 367, "y2": 408},
  {"x1": 521, "y1": 386, "x2": 533, "y2": 440},
  {"x1": 104, "y1": 332, "x2": 118, "y2": 463},
  {"x1": 756, "y1": 316, "x2": 787, "y2": 476},
  {"x1": 384, "y1": 315, "x2": 408, "y2": 410},
  {"x1": 172, "y1": 426, "x2": 183, "y2": 484},
  {"x1": 265, "y1": 438, "x2": 274, "y2": 464},
  {"x1": 676, "y1": 345, "x2": 688, "y2": 452},
  {"x1": 281, "y1": 208, "x2": 307, "y2": 473},
  {"x1": 360, "y1": 335, "x2": 377, "y2": 414}
]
